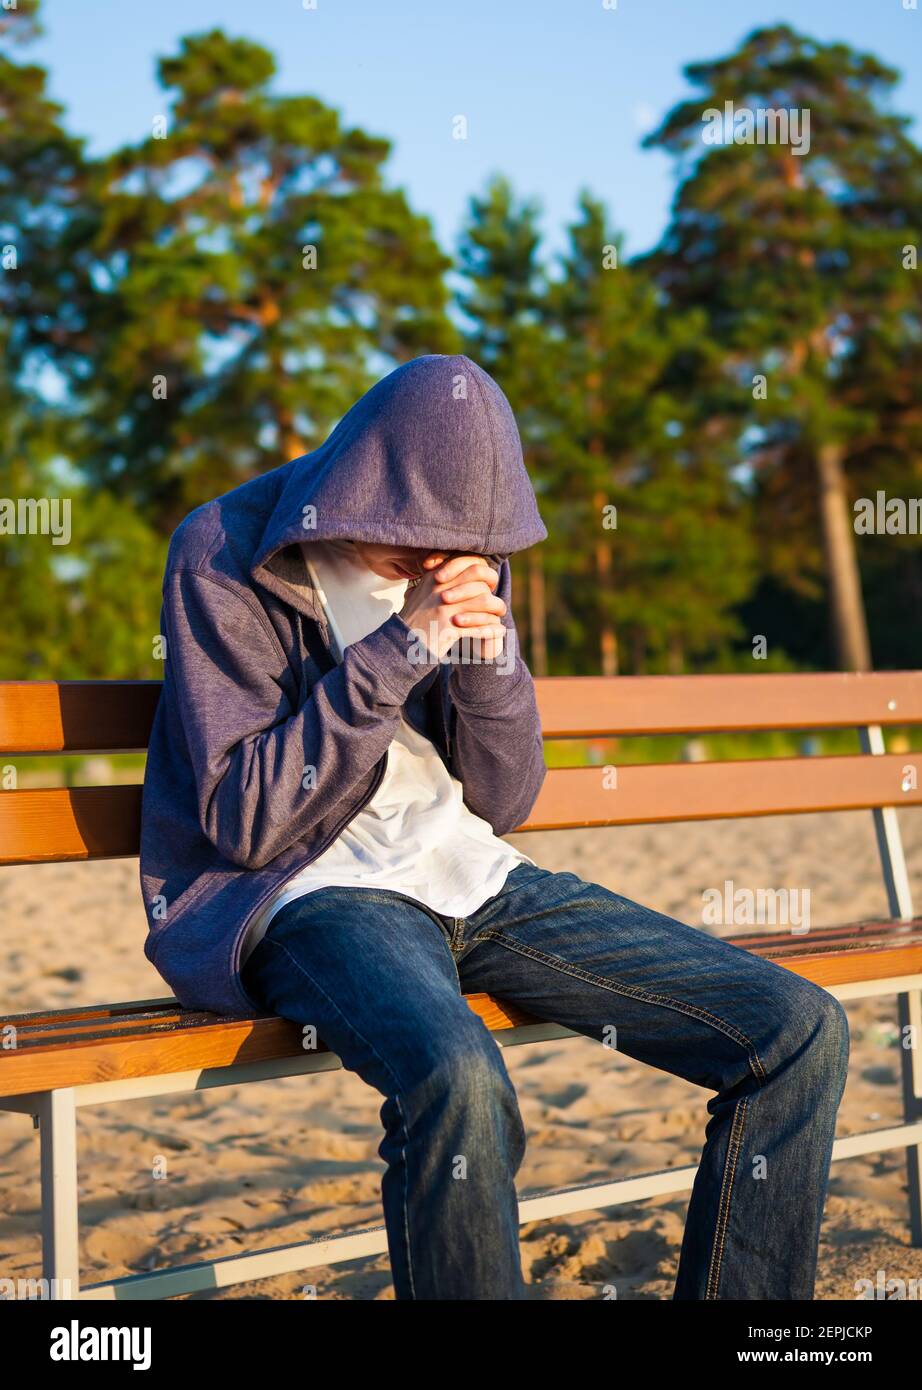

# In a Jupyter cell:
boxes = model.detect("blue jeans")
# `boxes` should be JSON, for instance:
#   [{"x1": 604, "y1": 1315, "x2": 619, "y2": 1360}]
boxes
[{"x1": 240, "y1": 861, "x2": 849, "y2": 1300}]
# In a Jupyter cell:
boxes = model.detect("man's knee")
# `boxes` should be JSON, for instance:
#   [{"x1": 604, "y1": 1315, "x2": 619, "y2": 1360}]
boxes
[{"x1": 762, "y1": 973, "x2": 850, "y2": 1087}]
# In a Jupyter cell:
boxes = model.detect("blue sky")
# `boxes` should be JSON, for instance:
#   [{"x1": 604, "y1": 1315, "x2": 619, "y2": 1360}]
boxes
[{"x1": 31, "y1": 0, "x2": 922, "y2": 261}]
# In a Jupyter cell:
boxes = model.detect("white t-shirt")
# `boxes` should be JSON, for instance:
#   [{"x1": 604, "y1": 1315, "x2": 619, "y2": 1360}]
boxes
[{"x1": 238, "y1": 538, "x2": 535, "y2": 962}]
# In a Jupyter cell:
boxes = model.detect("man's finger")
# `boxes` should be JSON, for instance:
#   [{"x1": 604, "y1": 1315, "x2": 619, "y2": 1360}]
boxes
[
  {"x1": 435, "y1": 563, "x2": 498, "y2": 594},
  {"x1": 445, "y1": 592, "x2": 506, "y2": 616},
  {"x1": 450, "y1": 603, "x2": 506, "y2": 625},
  {"x1": 438, "y1": 580, "x2": 505, "y2": 607},
  {"x1": 439, "y1": 570, "x2": 499, "y2": 599},
  {"x1": 432, "y1": 554, "x2": 498, "y2": 586},
  {"x1": 450, "y1": 623, "x2": 506, "y2": 641}
]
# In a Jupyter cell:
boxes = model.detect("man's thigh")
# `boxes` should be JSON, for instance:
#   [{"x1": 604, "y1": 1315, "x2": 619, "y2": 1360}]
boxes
[
  {"x1": 459, "y1": 865, "x2": 829, "y2": 1090},
  {"x1": 242, "y1": 886, "x2": 481, "y2": 1098}
]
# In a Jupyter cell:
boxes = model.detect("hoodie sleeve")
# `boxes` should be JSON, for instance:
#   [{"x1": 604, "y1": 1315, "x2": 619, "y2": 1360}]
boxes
[
  {"x1": 445, "y1": 560, "x2": 547, "y2": 835},
  {"x1": 165, "y1": 568, "x2": 438, "y2": 869}
]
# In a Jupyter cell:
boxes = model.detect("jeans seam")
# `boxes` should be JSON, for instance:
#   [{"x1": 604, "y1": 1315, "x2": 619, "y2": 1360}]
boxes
[
  {"x1": 254, "y1": 936, "x2": 418, "y2": 1296},
  {"x1": 475, "y1": 929, "x2": 768, "y2": 1081},
  {"x1": 391, "y1": 1092, "x2": 417, "y2": 1300},
  {"x1": 705, "y1": 1096, "x2": 748, "y2": 1300}
]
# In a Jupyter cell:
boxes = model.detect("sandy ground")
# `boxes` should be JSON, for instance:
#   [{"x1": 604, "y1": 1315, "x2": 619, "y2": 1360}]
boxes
[{"x1": 1, "y1": 809, "x2": 921, "y2": 1301}]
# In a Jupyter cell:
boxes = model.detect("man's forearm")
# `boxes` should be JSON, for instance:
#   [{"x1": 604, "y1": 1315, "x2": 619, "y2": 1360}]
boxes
[{"x1": 446, "y1": 640, "x2": 547, "y2": 835}]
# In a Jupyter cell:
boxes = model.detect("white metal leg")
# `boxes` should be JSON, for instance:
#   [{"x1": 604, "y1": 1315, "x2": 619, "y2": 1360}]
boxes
[
  {"x1": 860, "y1": 724, "x2": 921, "y2": 1246},
  {"x1": 37, "y1": 1088, "x2": 79, "y2": 1298},
  {"x1": 898, "y1": 988, "x2": 922, "y2": 1245}
]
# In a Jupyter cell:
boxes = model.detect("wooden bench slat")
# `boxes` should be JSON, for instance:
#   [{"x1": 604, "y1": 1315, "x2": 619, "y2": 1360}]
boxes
[
  {"x1": 8, "y1": 1019, "x2": 229, "y2": 1050},
  {"x1": 2, "y1": 671, "x2": 920, "y2": 755},
  {"x1": 0, "y1": 786, "x2": 142, "y2": 863},
  {"x1": 536, "y1": 671, "x2": 922, "y2": 736},
  {"x1": 3, "y1": 754, "x2": 919, "y2": 863},
  {"x1": 735, "y1": 935, "x2": 922, "y2": 961},
  {"x1": 723, "y1": 918, "x2": 919, "y2": 947},
  {"x1": 1, "y1": 923, "x2": 920, "y2": 1097},
  {"x1": 0, "y1": 996, "x2": 535, "y2": 1096},
  {"x1": 8, "y1": 1012, "x2": 213, "y2": 1046},
  {"x1": 0, "y1": 1014, "x2": 314, "y2": 1096},
  {"x1": 0, "y1": 681, "x2": 162, "y2": 754},
  {"x1": 522, "y1": 755, "x2": 921, "y2": 829},
  {"x1": 724, "y1": 921, "x2": 922, "y2": 953},
  {"x1": 760, "y1": 944, "x2": 922, "y2": 989},
  {"x1": 0, "y1": 997, "x2": 178, "y2": 1028}
]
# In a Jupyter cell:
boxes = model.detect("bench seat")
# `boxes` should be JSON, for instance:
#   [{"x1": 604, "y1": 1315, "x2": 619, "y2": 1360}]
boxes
[{"x1": 3, "y1": 919, "x2": 921, "y2": 1101}]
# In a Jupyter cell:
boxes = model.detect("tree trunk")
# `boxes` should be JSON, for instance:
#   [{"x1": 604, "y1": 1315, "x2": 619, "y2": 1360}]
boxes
[
  {"x1": 527, "y1": 547, "x2": 548, "y2": 677},
  {"x1": 815, "y1": 441, "x2": 872, "y2": 671},
  {"x1": 512, "y1": 554, "x2": 530, "y2": 659},
  {"x1": 586, "y1": 354, "x2": 618, "y2": 677},
  {"x1": 278, "y1": 412, "x2": 305, "y2": 461},
  {"x1": 592, "y1": 488, "x2": 618, "y2": 676}
]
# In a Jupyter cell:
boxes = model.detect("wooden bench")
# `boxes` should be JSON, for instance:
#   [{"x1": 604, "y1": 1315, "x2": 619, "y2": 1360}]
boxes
[{"x1": 1, "y1": 671, "x2": 921, "y2": 1300}]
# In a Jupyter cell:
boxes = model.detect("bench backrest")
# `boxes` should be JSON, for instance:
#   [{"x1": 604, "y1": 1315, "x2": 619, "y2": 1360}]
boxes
[{"x1": 0, "y1": 673, "x2": 920, "y2": 866}]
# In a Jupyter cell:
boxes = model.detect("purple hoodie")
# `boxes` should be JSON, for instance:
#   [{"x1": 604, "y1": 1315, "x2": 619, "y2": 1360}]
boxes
[{"x1": 140, "y1": 354, "x2": 548, "y2": 1016}]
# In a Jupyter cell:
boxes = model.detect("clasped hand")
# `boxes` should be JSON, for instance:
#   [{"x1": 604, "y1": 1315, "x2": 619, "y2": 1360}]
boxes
[{"x1": 399, "y1": 552, "x2": 506, "y2": 661}]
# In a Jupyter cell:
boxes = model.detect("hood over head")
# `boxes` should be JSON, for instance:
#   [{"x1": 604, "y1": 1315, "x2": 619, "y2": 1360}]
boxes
[{"x1": 251, "y1": 354, "x2": 546, "y2": 612}]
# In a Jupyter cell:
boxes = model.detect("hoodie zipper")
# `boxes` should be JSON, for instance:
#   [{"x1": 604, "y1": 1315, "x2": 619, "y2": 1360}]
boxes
[{"x1": 437, "y1": 666, "x2": 453, "y2": 764}]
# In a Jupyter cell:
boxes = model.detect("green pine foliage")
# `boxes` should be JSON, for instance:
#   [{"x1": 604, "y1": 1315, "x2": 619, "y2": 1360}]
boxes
[{"x1": 641, "y1": 24, "x2": 922, "y2": 670}]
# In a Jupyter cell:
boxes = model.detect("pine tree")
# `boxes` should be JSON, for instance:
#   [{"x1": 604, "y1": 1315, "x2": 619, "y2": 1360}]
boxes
[
  {"x1": 0, "y1": 0, "x2": 109, "y2": 676},
  {"x1": 643, "y1": 24, "x2": 922, "y2": 670},
  {"x1": 545, "y1": 193, "x2": 754, "y2": 674},
  {"x1": 457, "y1": 175, "x2": 560, "y2": 674},
  {"x1": 78, "y1": 29, "x2": 459, "y2": 530}
]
